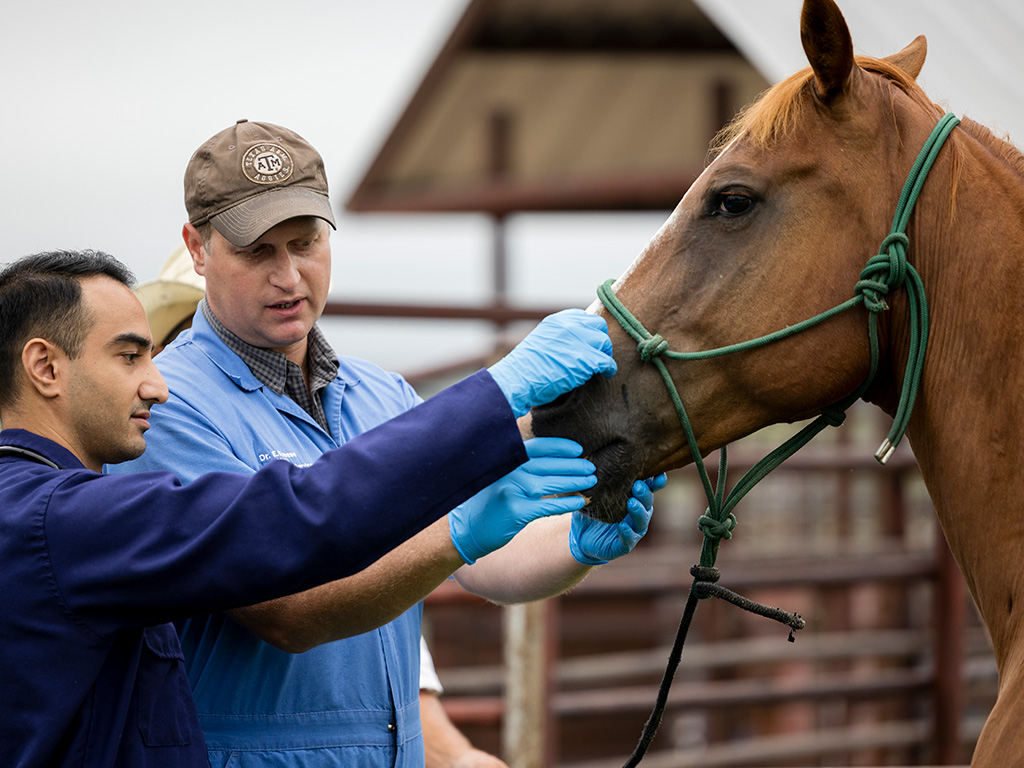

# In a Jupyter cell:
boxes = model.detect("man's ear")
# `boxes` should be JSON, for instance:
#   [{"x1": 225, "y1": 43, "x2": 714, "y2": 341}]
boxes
[
  {"x1": 182, "y1": 223, "x2": 208, "y2": 276},
  {"x1": 21, "y1": 338, "x2": 66, "y2": 399}
]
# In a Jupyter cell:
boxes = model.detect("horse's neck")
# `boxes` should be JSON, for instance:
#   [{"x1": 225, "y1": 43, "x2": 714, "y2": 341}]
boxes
[
  {"x1": 909, "y1": 122, "x2": 1024, "y2": 439},
  {"x1": 903, "y1": 123, "x2": 1024, "y2": 667}
]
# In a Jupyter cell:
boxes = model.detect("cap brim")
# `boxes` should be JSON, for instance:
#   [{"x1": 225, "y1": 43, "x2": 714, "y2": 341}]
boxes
[{"x1": 210, "y1": 187, "x2": 336, "y2": 247}]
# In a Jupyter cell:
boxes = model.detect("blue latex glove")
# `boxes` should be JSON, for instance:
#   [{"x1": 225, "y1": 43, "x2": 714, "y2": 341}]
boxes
[
  {"x1": 488, "y1": 309, "x2": 617, "y2": 417},
  {"x1": 449, "y1": 437, "x2": 596, "y2": 565},
  {"x1": 569, "y1": 474, "x2": 669, "y2": 565}
]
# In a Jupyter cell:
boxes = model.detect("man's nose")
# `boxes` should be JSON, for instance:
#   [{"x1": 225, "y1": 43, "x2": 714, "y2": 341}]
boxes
[
  {"x1": 141, "y1": 360, "x2": 169, "y2": 404},
  {"x1": 269, "y1": 253, "x2": 301, "y2": 289}
]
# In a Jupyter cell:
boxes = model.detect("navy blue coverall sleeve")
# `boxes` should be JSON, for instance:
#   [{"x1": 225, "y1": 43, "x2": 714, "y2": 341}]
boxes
[{"x1": 20, "y1": 370, "x2": 526, "y2": 634}]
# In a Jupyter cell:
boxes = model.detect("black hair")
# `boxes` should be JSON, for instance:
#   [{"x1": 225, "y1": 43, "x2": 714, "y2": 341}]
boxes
[{"x1": 0, "y1": 249, "x2": 135, "y2": 409}]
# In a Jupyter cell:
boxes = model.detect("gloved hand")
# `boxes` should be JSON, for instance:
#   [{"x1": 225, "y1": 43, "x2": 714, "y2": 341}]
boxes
[
  {"x1": 569, "y1": 474, "x2": 668, "y2": 565},
  {"x1": 487, "y1": 309, "x2": 616, "y2": 417},
  {"x1": 449, "y1": 437, "x2": 596, "y2": 564}
]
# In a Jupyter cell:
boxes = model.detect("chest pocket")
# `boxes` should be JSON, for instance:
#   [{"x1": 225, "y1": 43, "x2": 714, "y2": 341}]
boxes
[{"x1": 136, "y1": 624, "x2": 197, "y2": 747}]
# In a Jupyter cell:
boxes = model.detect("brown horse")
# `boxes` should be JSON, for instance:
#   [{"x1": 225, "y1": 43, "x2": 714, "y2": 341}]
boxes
[{"x1": 530, "y1": 0, "x2": 1024, "y2": 764}]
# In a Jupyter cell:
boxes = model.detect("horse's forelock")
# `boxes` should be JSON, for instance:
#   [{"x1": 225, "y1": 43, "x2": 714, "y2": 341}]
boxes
[{"x1": 710, "y1": 70, "x2": 815, "y2": 158}]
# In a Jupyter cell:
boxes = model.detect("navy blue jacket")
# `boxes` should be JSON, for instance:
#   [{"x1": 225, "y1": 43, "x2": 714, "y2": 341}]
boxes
[{"x1": 0, "y1": 371, "x2": 525, "y2": 768}]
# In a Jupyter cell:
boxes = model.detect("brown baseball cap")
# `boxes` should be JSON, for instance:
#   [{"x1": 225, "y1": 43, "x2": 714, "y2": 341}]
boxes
[{"x1": 184, "y1": 119, "x2": 336, "y2": 247}]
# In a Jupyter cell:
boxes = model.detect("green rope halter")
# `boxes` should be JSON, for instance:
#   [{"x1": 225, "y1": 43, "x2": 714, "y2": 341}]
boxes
[{"x1": 598, "y1": 112, "x2": 958, "y2": 569}]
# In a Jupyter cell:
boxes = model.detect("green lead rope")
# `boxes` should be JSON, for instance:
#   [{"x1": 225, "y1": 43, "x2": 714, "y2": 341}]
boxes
[{"x1": 603, "y1": 113, "x2": 959, "y2": 768}]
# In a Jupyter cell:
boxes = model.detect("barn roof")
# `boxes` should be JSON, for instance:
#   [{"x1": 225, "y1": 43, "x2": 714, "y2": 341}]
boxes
[
  {"x1": 346, "y1": 0, "x2": 1024, "y2": 216},
  {"x1": 345, "y1": 0, "x2": 770, "y2": 214}
]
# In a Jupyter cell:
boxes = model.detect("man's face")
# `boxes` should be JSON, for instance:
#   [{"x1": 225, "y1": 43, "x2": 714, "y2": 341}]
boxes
[
  {"x1": 193, "y1": 217, "x2": 332, "y2": 362},
  {"x1": 66, "y1": 276, "x2": 169, "y2": 470}
]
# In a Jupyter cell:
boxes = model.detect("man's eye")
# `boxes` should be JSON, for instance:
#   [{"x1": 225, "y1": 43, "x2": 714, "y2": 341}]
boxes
[{"x1": 716, "y1": 194, "x2": 753, "y2": 216}]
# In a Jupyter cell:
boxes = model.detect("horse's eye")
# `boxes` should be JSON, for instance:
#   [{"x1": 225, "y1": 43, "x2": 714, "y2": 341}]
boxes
[{"x1": 717, "y1": 194, "x2": 752, "y2": 216}]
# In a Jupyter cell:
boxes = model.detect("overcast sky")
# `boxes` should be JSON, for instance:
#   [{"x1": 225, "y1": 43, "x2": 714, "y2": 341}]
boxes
[
  {"x1": 1, "y1": 0, "x2": 668, "y2": 371},
  {"x1": 2, "y1": 0, "x2": 466, "y2": 269}
]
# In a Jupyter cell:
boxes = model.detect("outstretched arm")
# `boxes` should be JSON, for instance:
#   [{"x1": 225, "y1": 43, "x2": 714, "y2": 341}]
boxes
[
  {"x1": 231, "y1": 519, "x2": 463, "y2": 652},
  {"x1": 232, "y1": 438, "x2": 598, "y2": 652},
  {"x1": 452, "y1": 515, "x2": 587, "y2": 604}
]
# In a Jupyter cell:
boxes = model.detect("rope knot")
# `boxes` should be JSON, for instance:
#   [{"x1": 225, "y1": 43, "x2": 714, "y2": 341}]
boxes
[
  {"x1": 820, "y1": 406, "x2": 846, "y2": 428},
  {"x1": 689, "y1": 565, "x2": 720, "y2": 583},
  {"x1": 697, "y1": 511, "x2": 737, "y2": 542},
  {"x1": 856, "y1": 233, "x2": 911, "y2": 313},
  {"x1": 879, "y1": 232, "x2": 910, "y2": 261},
  {"x1": 855, "y1": 278, "x2": 888, "y2": 313},
  {"x1": 638, "y1": 334, "x2": 669, "y2": 362}
]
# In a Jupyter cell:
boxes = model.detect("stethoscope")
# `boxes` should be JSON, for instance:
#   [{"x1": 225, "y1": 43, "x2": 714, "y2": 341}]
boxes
[{"x1": 0, "y1": 445, "x2": 61, "y2": 470}]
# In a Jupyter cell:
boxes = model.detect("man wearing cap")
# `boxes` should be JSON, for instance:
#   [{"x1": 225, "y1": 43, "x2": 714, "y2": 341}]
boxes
[
  {"x1": 111, "y1": 119, "x2": 663, "y2": 768},
  {"x1": 134, "y1": 247, "x2": 520, "y2": 767}
]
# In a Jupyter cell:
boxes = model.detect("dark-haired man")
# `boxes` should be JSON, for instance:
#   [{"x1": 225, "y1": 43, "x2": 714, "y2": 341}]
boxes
[{"x1": 0, "y1": 249, "x2": 616, "y2": 768}]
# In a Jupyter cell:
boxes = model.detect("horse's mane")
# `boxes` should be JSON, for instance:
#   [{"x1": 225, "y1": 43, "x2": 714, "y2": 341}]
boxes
[
  {"x1": 711, "y1": 56, "x2": 945, "y2": 157},
  {"x1": 713, "y1": 53, "x2": 1024, "y2": 166},
  {"x1": 959, "y1": 118, "x2": 1024, "y2": 181}
]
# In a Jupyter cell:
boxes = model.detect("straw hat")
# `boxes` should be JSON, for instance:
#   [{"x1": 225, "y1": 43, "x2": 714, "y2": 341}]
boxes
[{"x1": 134, "y1": 246, "x2": 206, "y2": 347}]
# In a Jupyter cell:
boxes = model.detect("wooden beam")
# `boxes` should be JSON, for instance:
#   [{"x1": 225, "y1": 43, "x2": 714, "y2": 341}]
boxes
[{"x1": 346, "y1": 170, "x2": 699, "y2": 214}]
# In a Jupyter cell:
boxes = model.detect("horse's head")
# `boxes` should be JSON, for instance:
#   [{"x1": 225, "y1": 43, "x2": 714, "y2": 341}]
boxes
[{"x1": 531, "y1": 0, "x2": 953, "y2": 522}]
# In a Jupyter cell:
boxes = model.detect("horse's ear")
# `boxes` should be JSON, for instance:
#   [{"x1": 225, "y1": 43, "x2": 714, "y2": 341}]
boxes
[
  {"x1": 800, "y1": 0, "x2": 855, "y2": 102},
  {"x1": 882, "y1": 35, "x2": 927, "y2": 80}
]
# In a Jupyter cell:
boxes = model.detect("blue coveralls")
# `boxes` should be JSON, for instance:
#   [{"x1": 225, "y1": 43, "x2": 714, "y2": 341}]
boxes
[
  {"x1": 1, "y1": 368, "x2": 525, "y2": 768},
  {"x1": 109, "y1": 311, "x2": 459, "y2": 767}
]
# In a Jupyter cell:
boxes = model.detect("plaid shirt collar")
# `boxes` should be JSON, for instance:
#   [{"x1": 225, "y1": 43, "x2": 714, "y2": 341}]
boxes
[{"x1": 200, "y1": 299, "x2": 339, "y2": 431}]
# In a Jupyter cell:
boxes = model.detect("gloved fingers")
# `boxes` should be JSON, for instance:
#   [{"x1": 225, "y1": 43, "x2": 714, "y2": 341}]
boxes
[
  {"x1": 587, "y1": 348, "x2": 617, "y2": 379},
  {"x1": 517, "y1": 455, "x2": 595, "y2": 477},
  {"x1": 524, "y1": 437, "x2": 585, "y2": 459},
  {"x1": 645, "y1": 473, "x2": 669, "y2": 492},
  {"x1": 530, "y1": 309, "x2": 609, "y2": 349},
  {"x1": 528, "y1": 494, "x2": 588, "y2": 518},
  {"x1": 568, "y1": 476, "x2": 660, "y2": 566},
  {"x1": 510, "y1": 470, "x2": 595, "y2": 499},
  {"x1": 569, "y1": 511, "x2": 616, "y2": 565},
  {"x1": 539, "y1": 308, "x2": 610, "y2": 341},
  {"x1": 535, "y1": 310, "x2": 616, "y2": 377},
  {"x1": 621, "y1": 495, "x2": 652, "y2": 538},
  {"x1": 488, "y1": 310, "x2": 617, "y2": 417},
  {"x1": 572, "y1": 324, "x2": 616, "y2": 377},
  {"x1": 561, "y1": 313, "x2": 614, "y2": 359},
  {"x1": 631, "y1": 479, "x2": 654, "y2": 512}
]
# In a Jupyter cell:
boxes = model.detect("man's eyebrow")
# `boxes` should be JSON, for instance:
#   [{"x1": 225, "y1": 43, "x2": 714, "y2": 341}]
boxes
[{"x1": 106, "y1": 332, "x2": 154, "y2": 351}]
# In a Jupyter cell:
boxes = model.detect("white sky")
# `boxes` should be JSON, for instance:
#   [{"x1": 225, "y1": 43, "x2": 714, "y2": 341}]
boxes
[{"x1": 1, "y1": 0, "x2": 666, "y2": 372}]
